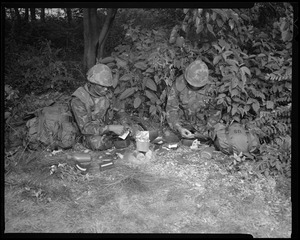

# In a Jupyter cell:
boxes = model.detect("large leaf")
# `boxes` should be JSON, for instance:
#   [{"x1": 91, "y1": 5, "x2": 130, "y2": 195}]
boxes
[
  {"x1": 196, "y1": 16, "x2": 201, "y2": 26},
  {"x1": 176, "y1": 36, "x2": 185, "y2": 47},
  {"x1": 212, "y1": 44, "x2": 222, "y2": 53},
  {"x1": 196, "y1": 24, "x2": 204, "y2": 34},
  {"x1": 134, "y1": 96, "x2": 142, "y2": 108},
  {"x1": 207, "y1": 23, "x2": 215, "y2": 36},
  {"x1": 183, "y1": 8, "x2": 189, "y2": 14},
  {"x1": 231, "y1": 89, "x2": 239, "y2": 97},
  {"x1": 146, "y1": 68, "x2": 154, "y2": 73},
  {"x1": 213, "y1": 55, "x2": 222, "y2": 65},
  {"x1": 231, "y1": 77, "x2": 240, "y2": 89},
  {"x1": 243, "y1": 105, "x2": 250, "y2": 113},
  {"x1": 216, "y1": 18, "x2": 223, "y2": 27},
  {"x1": 252, "y1": 101, "x2": 260, "y2": 113},
  {"x1": 115, "y1": 57, "x2": 127, "y2": 68},
  {"x1": 266, "y1": 100, "x2": 274, "y2": 110},
  {"x1": 240, "y1": 66, "x2": 251, "y2": 77},
  {"x1": 240, "y1": 70, "x2": 247, "y2": 84},
  {"x1": 145, "y1": 90, "x2": 158, "y2": 103},
  {"x1": 176, "y1": 76, "x2": 186, "y2": 92},
  {"x1": 212, "y1": 9, "x2": 227, "y2": 22},
  {"x1": 145, "y1": 78, "x2": 157, "y2": 91},
  {"x1": 149, "y1": 105, "x2": 157, "y2": 115},
  {"x1": 211, "y1": 11, "x2": 217, "y2": 21},
  {"x1": 100, "y1": 56, "x2": 115, "y2": 64},
  {"x1": 231, "y1": 104, "x2": 238, "y2": 116},
  {"x1": 114, "y1": 86, "x2": 122, "y2": 95},
  {"x1": 119, "y1": 87, "x2": 136, "y2": 100},
  {"x1": 134, "y1": 61, "x2": 148, "y2": 70},
  {"x1": 282, "y1": 30, "x2": 292, "y2": 42},
  {"x1": 119, "y1": 74, "x2": 132, "y2": 81},
  {"x1": 222, "y1": 51, "x2": 233, "y2": 60}
]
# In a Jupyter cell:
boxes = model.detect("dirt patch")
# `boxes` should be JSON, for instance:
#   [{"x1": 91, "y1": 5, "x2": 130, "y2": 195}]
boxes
[{"x1": 4, "y1": 145, "x2": 291, "y2": 236}]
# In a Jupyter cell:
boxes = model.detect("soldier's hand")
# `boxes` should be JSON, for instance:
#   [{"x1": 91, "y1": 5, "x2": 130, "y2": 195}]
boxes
[
  {"x1": 108, "y1": 125, "x2": 126, "y2": 135},
  {"x1": 179, "y1": 127, "x2": 195, "y2": 139}
]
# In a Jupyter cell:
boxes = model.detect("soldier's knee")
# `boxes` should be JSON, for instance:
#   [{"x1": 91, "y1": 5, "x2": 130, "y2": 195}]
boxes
[{"x1": 83, "y1": 135, "x2": 113, "y2": 151}]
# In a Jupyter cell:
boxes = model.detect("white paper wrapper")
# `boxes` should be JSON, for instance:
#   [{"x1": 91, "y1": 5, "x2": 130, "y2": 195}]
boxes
[
  {"x1": 119, "y1": 130, "x2": 130, "y2": 140},
  {"x1": 136, "y1": 131, "x2": 150, "y2": 142}
]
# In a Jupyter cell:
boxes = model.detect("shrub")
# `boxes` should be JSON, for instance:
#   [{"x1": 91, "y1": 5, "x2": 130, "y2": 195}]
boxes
[{"x1": 5, "y1": 38, "x2": 83, "y2": 95}]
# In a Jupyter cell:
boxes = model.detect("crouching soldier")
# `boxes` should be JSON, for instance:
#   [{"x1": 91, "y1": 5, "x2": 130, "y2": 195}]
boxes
[
  {"x1": 166, "y1": 60, "x2": 221, "y2": 142},
  {"x1": 70, "y1": 63, "x2": 129, "y2": 150}
]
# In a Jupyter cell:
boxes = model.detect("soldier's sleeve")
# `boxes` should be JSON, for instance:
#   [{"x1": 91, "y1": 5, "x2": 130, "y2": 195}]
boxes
[
  {"x1": 70, "y1": 97, "x2": 107, "y2": 135},
  {"x1": 166, "y1": 85, "x2": 182, "y2": 131}
]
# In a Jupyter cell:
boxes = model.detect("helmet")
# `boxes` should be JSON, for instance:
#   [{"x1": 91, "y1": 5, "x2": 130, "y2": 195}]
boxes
[
  {"x1": 87, "y1": 64, "x2": 113, "y2": 87},
  {"x1": 184, "y1": 60, "x2": 209, "y2": 87}
]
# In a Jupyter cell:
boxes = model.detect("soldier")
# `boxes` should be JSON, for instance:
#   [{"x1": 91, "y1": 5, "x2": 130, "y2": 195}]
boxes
[
  {"x1": 70, "y1": 63, "x2": 129, "y2": 150},
  {"x1": 166, "y1": 60, "x2": 221, "y2": 140}
]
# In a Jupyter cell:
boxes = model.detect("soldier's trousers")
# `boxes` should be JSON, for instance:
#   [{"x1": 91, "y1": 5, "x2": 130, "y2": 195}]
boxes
[{"x1": 82, "y1": 134, "x2": 113, "y2": 151}]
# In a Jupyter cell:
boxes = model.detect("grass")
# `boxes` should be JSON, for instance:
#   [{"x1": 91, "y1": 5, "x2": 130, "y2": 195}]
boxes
[{"x1": 4, "y1": 144, "x2": 292, "y2": 236}]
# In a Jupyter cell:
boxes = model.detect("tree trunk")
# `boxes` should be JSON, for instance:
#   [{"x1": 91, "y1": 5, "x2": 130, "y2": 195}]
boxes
[
  {"x1": 98, "y1": 29, "x2": 110, "y2": 60},
  {"x1": 30, "y1": 8, "x2": 36, "y2": 21},
  {"x1": 24, "y1": 8, "x2": 29, "y2": 22},
  {"x1": 83, "y1": 8, "x2": 101, "y2": 70},
  {"x1": 97, "y1": 8, "x2": 117, "y2": 60},
  {"x1": 66, "y1": 8, "x2": 72, "y2": 25},
  {"x1": 41, "y1": 8, "x2": 45, "y2": 22}
]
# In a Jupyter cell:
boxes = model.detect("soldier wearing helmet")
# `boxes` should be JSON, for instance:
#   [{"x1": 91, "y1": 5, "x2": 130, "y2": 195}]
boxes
[
  {"x1": 166, "y1": 60, "x2": 221, "y2": 140},
  {"x1": 70, "y1": 63, "x2": 128, "y2": 150}
]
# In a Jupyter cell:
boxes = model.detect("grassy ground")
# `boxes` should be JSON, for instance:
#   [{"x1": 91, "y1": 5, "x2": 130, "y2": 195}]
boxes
[{"x1": 4, "y1": 143, "x2": 291, "y2": 236}]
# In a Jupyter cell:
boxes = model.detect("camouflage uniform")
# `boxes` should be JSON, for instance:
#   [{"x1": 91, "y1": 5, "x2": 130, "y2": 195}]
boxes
[
  {"x1": 70, "y1": 84, "x2": 115, "y2": 150},
  {"x1": 166, "y1": 61, "x2": 221, "y2": 137},
  {"x1": 70, "y1": 63, "x2": 125, "y2": 150}
]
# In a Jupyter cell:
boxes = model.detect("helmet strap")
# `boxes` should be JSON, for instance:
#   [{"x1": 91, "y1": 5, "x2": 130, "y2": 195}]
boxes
[{"x1": 185, "y1": 80, "x2": 204, "y2": 91}]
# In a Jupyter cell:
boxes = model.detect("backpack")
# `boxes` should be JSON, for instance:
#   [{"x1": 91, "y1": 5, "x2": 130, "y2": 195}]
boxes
[
  {"x1": 25, "y1": 103, "x2": 78, "y2": 150},
  {"x1": 213, "y1": 122, "x2": 260, "y2": 157}
]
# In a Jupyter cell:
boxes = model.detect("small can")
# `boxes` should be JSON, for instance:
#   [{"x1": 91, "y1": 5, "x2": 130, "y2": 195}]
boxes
[
  {"x1": 67, "y1": 153, "x2": 92, "y2": 172},
  {"x1": 136, "y1": 131, "x2": 150, "y2": 152},
  {"x1": 99, "y1": 160, "x2": 114, "y2": 171},
  {"x1": 201, "y1": 147, "x2": 214, "y2": 159},
  {"x1": 67, "y1": 153, "x2": 91, "y2": 162}
]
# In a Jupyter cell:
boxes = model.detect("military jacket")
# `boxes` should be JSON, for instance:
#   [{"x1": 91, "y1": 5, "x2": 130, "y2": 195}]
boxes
[
  {"x1": 70, "y1": 84, "x2": 112, "y2": 136},
  {"x1": 166, "y1": 75, "x2": 219, "y2": 134}
]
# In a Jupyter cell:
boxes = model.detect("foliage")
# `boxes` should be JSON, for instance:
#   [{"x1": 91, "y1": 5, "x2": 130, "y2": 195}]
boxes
[
  {"x1": 255, "y1": 137, "x2": 291, "y2": 178},
  {"x1": 5, "y1": 38, "x2": 83, "y2": 95},
  {"x1": 108, "y1": 24, "x2": 170, "y2": 123},
  {"x1": 176, "y1": 4, "x2": 292, "y2": 138},
  {"x1": 226, "y1": 135, "x2": 291, "y2": 178},
  {"x1": 5, "y1": 85, "x2": 20, "y2": 121},
  {"x1": 106, "y1": 20, "x2": 209, "y2": 124}
]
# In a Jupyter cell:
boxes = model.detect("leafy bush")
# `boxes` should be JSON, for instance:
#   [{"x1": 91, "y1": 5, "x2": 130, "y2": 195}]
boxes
[
  {"x1": 176, "y1": 5, "x2": 292, "y2": 140},
  {"x1": 105, "y1": 21, "x2": 205, "y2": 124},
  {"x1": 255, "y1": 137, "x2": 291, "y2": 178},
  {"x1": 5, "y1": 38, "x2": 83, "y2": 95}
]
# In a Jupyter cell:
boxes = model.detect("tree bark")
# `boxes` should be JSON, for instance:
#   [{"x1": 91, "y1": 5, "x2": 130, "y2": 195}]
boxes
[
  {"x1": 30, "y1": 8, "x2": 36, "y2": 21},
  {"x1": 97, "y1": 8, "x2": 117, "y2": 60},
  {"x1": 41, "y1": 8, "x2": 45, "y2": 22},
  {"x1": 98, "y1": 29, "x2": 110, "y2": 60},
  {"x1": 24, "y1": 8, "x2": 29, "y2": 22},
  {"x1": 83, "y1": 8, "x2": 118, "y2": 70},
  {"x1": 83, "y1": 8, "x2": 101, "y2": 70},
  {"x1": 66, "y1": 8, "x2": 72, "y2": 25}
]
